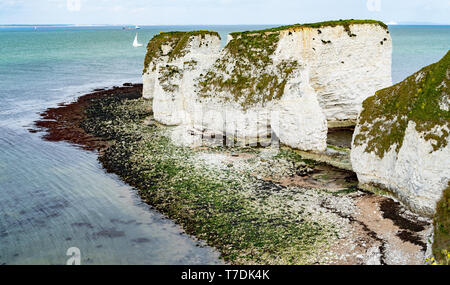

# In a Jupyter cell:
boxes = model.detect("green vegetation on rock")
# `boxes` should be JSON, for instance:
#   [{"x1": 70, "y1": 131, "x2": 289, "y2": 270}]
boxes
[
  {"x1": 354, "y1": 51, "x2": 450, "y2": 158},
  {"x1": 143, "y1": 30, "x2": 220, "y2": 74},
  {"x1": 433, "y1": 183, "x2": 450, "y2": 263},
  {"x1": 196, "y1": 30, "x2": 299, "y2": 109},
  {"x1": 229, "y1": 19, "x2": 388, "y2": 37}
]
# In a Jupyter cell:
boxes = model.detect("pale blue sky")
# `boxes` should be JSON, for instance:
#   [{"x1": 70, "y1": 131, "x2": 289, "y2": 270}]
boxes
[{"x1": 0, "y1": 0, "x2": 449, "y2": 25}]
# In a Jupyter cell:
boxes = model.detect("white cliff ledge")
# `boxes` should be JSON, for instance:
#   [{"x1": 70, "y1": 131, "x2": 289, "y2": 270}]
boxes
[{"x1": 142, "y1": 20, "x2": 392, "y2": 152}]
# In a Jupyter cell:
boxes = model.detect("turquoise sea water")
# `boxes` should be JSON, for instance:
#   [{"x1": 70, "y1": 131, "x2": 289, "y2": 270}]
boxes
[{"x1": 0, "y1": 25, "x2": 449, "y2": 265}]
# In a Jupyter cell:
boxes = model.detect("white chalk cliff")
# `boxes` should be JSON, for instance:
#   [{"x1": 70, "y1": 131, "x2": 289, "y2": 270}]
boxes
[
  {"x1": 352, "y1": 51, "x2": 450, "y2": 217},
  {"x1": 143, "y1": 21, "x2": 392, "y2": 152}
]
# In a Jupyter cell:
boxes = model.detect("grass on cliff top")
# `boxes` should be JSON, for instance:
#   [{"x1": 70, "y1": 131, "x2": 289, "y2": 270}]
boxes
[
  {"x1": 434, "y1": 183, "x2": 450, "y2": 263},
  {"x1": 354, "y1": 50, "x2": 450, "y2": 158},
  {"x1": 229, "y1": 19, "x2": 388, "y2": 37},
  {"x1": 143, "y1": 30, "x2": 220, "y2": 74}
]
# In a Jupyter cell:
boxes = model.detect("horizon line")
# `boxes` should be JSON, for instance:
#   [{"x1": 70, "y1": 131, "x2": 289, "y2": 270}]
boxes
[{"x1": 2, "y1": 23, "x2": 450, "y2": 27}]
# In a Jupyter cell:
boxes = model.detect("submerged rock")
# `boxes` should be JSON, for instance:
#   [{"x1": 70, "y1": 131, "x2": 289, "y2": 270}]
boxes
[
  {"x1": 142, "y1": 20, "x2": 392, "y2": 152},
  {"x1": 352, "y1": 51, "x2": 450, "y2": 217}
]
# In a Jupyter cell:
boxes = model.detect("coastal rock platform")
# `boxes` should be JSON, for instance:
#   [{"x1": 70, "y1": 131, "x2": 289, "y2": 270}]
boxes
[{"x1": 32, "y1": 84, "x2": 433, "y2": 265}]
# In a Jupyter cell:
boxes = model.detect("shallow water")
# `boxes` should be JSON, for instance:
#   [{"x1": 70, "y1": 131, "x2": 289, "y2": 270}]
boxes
[
  {"x1": 390, "y1": 26, "x2": 450, "y2": 83},
  {"x1": 0, "y1": 127, "x2": 224, "y2": 264},
  {"x1": 0, "y1": 25, "x2": 449, "y2": 265}
]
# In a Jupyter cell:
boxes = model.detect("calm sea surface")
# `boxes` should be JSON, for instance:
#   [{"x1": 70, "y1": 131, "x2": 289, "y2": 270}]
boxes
[{"x1": 0, "y1": 25, "x2": 449, "y2": 264}]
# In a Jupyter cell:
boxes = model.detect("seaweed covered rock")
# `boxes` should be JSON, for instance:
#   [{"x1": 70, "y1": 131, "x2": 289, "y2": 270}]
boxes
[
  {"x1": 143, "y1": 20, "x2": 392, "y2": 152},
  {"x1": 352, "y1": 51, "x2": 450, "y2": 217}
]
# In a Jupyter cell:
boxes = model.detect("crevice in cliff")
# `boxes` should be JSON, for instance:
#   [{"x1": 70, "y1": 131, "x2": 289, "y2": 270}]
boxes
[{"x1": 327, "y1": 127, "x2": 354, "y2": 149}]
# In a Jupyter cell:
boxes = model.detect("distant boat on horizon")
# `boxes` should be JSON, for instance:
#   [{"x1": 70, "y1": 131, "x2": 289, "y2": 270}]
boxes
[
  {"x1": 133, "y1": 33, "x2": 143, "y2": 47},
  {"x1": 123, "y1": 25, "x2": 141, "y2": 30}
]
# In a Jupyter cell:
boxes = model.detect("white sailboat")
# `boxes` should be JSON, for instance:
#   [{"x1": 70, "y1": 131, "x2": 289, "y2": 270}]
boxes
[{"x1": 133, "y1": 33, "x2": 143, "y2": 47}]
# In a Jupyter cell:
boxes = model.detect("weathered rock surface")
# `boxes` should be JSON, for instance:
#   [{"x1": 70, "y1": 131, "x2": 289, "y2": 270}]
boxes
[
  {"x1": 352, "y1": 51, "x2": 450, "y2": 217},
  {"x1": 275, "y1": 23, "x2": 392, "y2": 127},
  {"x1": 143, "y1": 20, "x2": 392, "y2": 152}
]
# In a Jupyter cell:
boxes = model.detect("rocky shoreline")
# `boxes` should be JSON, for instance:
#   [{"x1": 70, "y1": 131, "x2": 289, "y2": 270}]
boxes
[
  {"x1": 32, "y1": 84, "x2": 143, "y2": 152},
  {"x1": 32, "y1": 84, "x2": 434, "y2": 265}
]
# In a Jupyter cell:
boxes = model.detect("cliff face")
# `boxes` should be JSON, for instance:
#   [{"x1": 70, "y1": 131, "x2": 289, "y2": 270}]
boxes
[
  {"x1": 300, "y1": 24, "x2": 392, "y2": 126},
  {"x1": 143, "y1": 20, "x2": 392, "y2": 151},
  {"x1": 142, "y1": 31, "x2": 222, "y2": 126},
  {"x1": 351, "y1": 51, "x2": 450, "y2": 217}
]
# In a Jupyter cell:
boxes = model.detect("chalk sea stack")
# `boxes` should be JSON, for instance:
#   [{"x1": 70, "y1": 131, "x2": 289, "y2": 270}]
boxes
[
  {"x1": 142, "y1": 20, "x2": 392, "y2": 152},
  {"x1": 352, "y1": 51, "x2": 450, "y2": 217}
]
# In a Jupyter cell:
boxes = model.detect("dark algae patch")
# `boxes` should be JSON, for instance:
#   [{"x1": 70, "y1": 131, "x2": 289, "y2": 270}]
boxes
[
  {"x1": 380, "y1": 199, "x2": 429, "y2": 233},
  {"x1": 397, "y1": 230, "x2": 427, "y2": 252},
  {"x1": 379, "y1": 199, "x2": 430, "y2": 251},
  {"x1": 32, "y1": 84, "x2": 143, "y2": 151},
  {"x1": 433, "y1": 183, "x2": 450, "y2": 262},
  {"x1": 354, "y1": 51, "x2": 450, "y2": 158}
]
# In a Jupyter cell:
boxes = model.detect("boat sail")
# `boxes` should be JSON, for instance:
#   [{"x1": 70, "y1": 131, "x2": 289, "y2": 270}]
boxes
[{"x1": 133, "y1": 34, "x2": 143, "y2": 47}]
